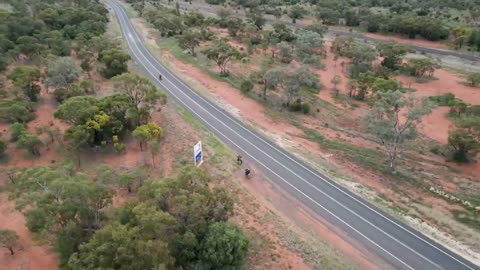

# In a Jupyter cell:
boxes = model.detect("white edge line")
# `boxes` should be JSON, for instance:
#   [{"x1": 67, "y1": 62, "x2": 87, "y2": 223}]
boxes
[
  {"x1": 111, "y1": 6, "x2": 416, "y2": 269},
  {"x1": 114, "y1": 3, "x2": 478, "y2": 269},
  {"x1": 111, "y1": 2, "x2": 476, "y2": 269}
]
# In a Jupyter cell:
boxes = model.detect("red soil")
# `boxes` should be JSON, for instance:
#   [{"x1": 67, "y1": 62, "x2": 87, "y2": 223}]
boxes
[
  {"x1": 396, "y1": 69, "x2": 480, "y2": 104},
  {"x1": 313, "y1": 42, "x2": 350, "y2": 105},
  {"x1": 162, "y1": 52, "x2": 304, "y2": 138},
  {"x1": 240, "y1": 169, "x2": 391, "y2": 269},
  {"x1": 419, "y1": 107, "x2": 452, "y2": 144},
  {"x1": 160, "y1": 49, "x2": 398, "y2": 267},
  {"x1": 0, "y1": 194, "x2": 59, "y2": 270}
]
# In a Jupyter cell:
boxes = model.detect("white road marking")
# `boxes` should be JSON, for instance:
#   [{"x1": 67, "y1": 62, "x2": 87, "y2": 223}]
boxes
[{"x1": 109, "y1": 2, "x2": 477, "y2": 269}]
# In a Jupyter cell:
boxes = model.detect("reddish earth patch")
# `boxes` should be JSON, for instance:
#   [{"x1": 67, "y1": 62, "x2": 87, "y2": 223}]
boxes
[
  {"x1": 0, "y1": 194, "x2": 58, "y2": 270},
  {"x1": 397, "y1": 69, "x2": 480, "y2": 104},
  {"x1": 161, "y1": 48, "x2": 398, "y2": 268},
  {"x1": 2, "y1": 91, "x2": 69, "y2": 170},
  {"x1": 419, "y1": 107, "x2": 452, "y2": 144},
  {"x1": 161, "y1": 51, "x2": 304, "y2": 137},
  {"x1": 313, "y1": 41, "x2": 350, "y2": 105}
]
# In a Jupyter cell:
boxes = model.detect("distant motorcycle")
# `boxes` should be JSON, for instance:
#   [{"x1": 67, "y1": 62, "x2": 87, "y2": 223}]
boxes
[
  {"x1": 237, "y1": 155, "x2": 243, "y2": 165},
  {"x1": 159, "y1": 74, "x2": 162, "y2": 80},
  {"x1": 245, "y1": 168, "x2": 251, "y2": 179}
]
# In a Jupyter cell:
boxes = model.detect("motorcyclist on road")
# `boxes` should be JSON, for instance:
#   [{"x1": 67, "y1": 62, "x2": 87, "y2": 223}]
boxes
[
  {"x1": 245, "y1": 168, "x2": 251, "y2": 178},
  {"x1": 159, "y1": 74, "x2": 162, "y2": 80},
  {"x1": 237, "y1": 155, "x2": 243, "y2": 165}
]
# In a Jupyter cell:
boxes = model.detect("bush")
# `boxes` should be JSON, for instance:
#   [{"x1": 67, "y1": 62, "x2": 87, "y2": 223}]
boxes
[
  {"x1": 301, "y1": 103, "x2": 311, "y2": 114},
  {"x1": 53, "y1": 85, "x2": 85, "y2": 103},
  {"x1": 0, "y1": 102, "x2": 35, "y2": 123},
  {"x1": 429, "y1": 93, "x2": 456, "y2": 106},
  {"x1": 9, "y1": 122, "x2": 27, "y2": 142},
  {"x1": 0, "y1": 138, "x2": 6, "y2": 155},
  {"x1": 114, "y1": 142, "x2": 126, "y2": 153},
  {"x1": 240, "y1": 80, "x2": 253, "y2": 93},
  {"x1": 430, "y1": 145, "x2": 441, "y2": 155}
]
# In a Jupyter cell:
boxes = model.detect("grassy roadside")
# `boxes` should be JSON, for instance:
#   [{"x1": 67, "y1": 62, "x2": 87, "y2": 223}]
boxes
[
  {"x1": 175, "y1": 104, "x2": 357, "y2": 270},
  {"x1": 116, "y1": 2, "x2": 480, "y2": 261}
]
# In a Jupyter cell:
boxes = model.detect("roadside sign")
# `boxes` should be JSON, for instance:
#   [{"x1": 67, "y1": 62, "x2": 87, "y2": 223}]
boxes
[{"x1": 193, "y1": 141, "x2": 203, "y2": 167}]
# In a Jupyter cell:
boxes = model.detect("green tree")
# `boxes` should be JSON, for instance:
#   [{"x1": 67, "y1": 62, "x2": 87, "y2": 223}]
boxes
[
  {"x1": 247, "y1": 8, "x2": 266, "y2": 29},
  {"x1": 78, "y1": 50, "x2": 95, "y2": 78},
  {"x1": 466, "y1": 72, "x2": 480, "y2": 87},
  {"x1": 377, "y1": 42, "x2": 408, "y2": 71},
  {"x1": 277, "y1": 41, "x2": 293, "y2": 63},
  {"x1": 113, "y1": 73, "x2": 166, "y2": 125},
  {"x1": 315, "y1": 7, "x2": 340, "y2": 25},
  {"x1": 405, "y1": 58, "x2": 437, "y2": 77},
  {"x1": 68, "y1": 224, "x2": 173, "y2": 270},
  {"x1": 64, "y1": 125, "x2": 91, "y2": 165},
  {"x1": 202, "y1": 40, "x2": 240, "y2": 75},
  {"x1": 304, "y1": 23, "x2": 328, "y2": 36},
  {"x1": 348, "y1": 42, "x2": 377, "y2": 78},
  {"x1": 371, "y1": 77, "x2": 400, "y2": 96},
  {"x1": 295, "y1": 30, "x2": 324, "y2": 64},
  {"x1": 152, "y1": 11, "x2": 184, "y2": 37},
  {"x1": 284, "y1": 66, "x2": 321, "y2": 105},
  {"x1": 149, "y1": 140, "x2": 161, "y2": 168},
  {"x1": 132, "y1": 122, "x2": 163, "y2": 151},
  {"x1": 226, "y1": 18, "x2": 244, "y2": 37},
  {"x1": 177, "y1": 30, "x2": 201, "y2": 56},
  {"x1": 9, "y1": 122, "x2": 27, "y2": 141},
  {"x1": 7, "y1": 66, "x2": 42, "y2": 101},
  {"x1": 0, "y1": 102, "x2": 36, "y2": 123},
  {"x1": 331, "y1": 74, "x2": 341, "y2": 94},
  {"x1": 0, "y1": 230, "x2": 19, "y2": 255},
  {"x1": 270, "y1": 22, "x2": 296, "y2": 43},
  {"x1": 448, "y1": 116, "x2": 480, "y2": 162},
  {"x1": 199, "y1": 222, "x2": 249, "y2": 269},
  {"x1": 12, "y1": 166, "x2": 113, "y2": 264},
  {"x1": 183, "y1": 11, "x2": 205, "y2": 27},
  {"x1": 288, "y1": 5, "x2": 307, "y2": 23},
  {"x1": 216, "y1": 7, "x2": 231, "y2": 26},
  {"x1": 98, "y1": 48, "x2": 131, "y2": 78},
  {"x1": 16, "y1": 134, "x2": 43, "y2": 156},
  {"x1": 45, "y1": 57, "x2": 81, "y2": 88},
  {"x1": 448, "y1": 128, "x2": 479, "y2": 162},
  {"x1": 366, "y1": 91, "x2": 434, "y2": 170},
  {"x1": 15, "y1": 36, "x2": 43, "y2": 61},
  {"x1": 54, "y1": 96, "x2": 99, "y2": 125}
]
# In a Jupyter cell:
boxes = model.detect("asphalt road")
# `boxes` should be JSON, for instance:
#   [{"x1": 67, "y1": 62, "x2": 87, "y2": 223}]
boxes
[{"x1": 107, "y1": 1, "x2": 479, "y2": 269}]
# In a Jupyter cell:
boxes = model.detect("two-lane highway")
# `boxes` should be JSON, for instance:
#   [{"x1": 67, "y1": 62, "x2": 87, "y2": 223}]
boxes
[{"x1": 106, "y1": 1, "x2": 479, "y2": 269}]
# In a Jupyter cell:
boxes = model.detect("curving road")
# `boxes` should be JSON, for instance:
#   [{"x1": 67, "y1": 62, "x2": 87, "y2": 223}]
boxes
[{"x1": 106, "y1": 1, "x2": 479, "y2": 269}]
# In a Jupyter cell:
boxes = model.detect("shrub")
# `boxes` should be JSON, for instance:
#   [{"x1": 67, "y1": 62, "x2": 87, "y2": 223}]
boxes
[
  {"x1": 0, "y1": 102, "x2": 35, "y2": 123},
  {"x1": 0, "y1": 138, "x2": 6, "y2": 155},
  {"x1": 114, "y1": 142, "x2": 126, "y2": 153},
  {"x1": 240, "y1": 80, "x2": 253, "y2": 93},
  {"x1": 430, "y1": 145, "x2": 441, "y2": 155},
  {"x1": 301, "y1": 102, "x2": 311, "y2": 114},
  {"x1": 9, "y1": 123, "x2": 27, "y2": 142},
  {"x1": 429, "y1": 93, "x2": 456, "y2": 106}
]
